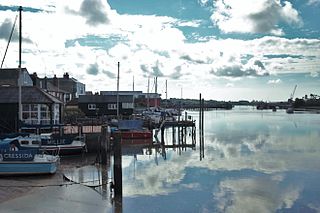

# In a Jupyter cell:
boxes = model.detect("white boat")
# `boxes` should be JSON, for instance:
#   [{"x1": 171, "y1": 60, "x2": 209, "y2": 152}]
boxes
[
  {"x1": 0, "y1": 138, "x2": 59, "y2": 175},
  {"x1": 17, "y1": 133, "x2": 86, "y2": 155},
  {"x1": 286, "y1": 107, "x2": 294, "y2": 114}
]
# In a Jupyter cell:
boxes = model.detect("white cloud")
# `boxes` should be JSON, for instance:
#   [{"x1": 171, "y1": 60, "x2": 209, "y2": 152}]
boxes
[
  {"x1": 65, "y1": 0, "x2": 111, "y2": 26},
  {"x1": 215, "y1": 177, "x2": 301, "y2": 213},
  {"x1": 307, "y1": 0, "x2": 320, "y2": 5},
  {"x1": 225, "y1": 83, "x2": 234, "y2": 88},
  {"x1": 0, "y1": 0, "x2": 319, "y2": 100},
  {"x1": 268, "y1": 79, "x2": 282, "y2": 84},
  {"x1": 211, "y1": 0, "x2": 302, "y2": 35}
]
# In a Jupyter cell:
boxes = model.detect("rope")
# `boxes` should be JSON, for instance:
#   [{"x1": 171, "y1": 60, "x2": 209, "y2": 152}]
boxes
[{"x1": 0, "y1": 177, "x2": 113, "y2": 188}]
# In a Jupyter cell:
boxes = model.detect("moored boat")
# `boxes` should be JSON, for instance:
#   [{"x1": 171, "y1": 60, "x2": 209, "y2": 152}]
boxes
[
  {"x1": 17, "y1": 133, "x2": 86, "y2": 155},
  {"x1": 113, "y1": 129, "x2": 152, "y2": 139},
  {"x1": 111, "y1": 119, "x2": 153, "y2": 140},
  {"x1": 0, "y1": 138, "x2": 59, "y2": 175}
]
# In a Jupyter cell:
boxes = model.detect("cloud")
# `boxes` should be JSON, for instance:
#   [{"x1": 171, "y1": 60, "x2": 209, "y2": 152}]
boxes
[
  {"x1": 225, "y1": 83, "x2": 234, "y2": 87},
  {"x1": 211, "y1": 0, "x2": 302, "y2": 35},
  {"x1": 268, "y1": 79, "x2": 282, "y2": 84},
  {"x1": 215, "y1": 177, "x2": 301, "y2": 213},
  {"x1": 65, "y1": 0, "x2": 110, "y2": 26},
  {"x1": 0, "y1": 18, "x2": 17, "y2": 41},
  {"x1": 102, "y1": 70, "x2": 116, "y2": 79},
  {"x1": 169, "y1": 66, "x2": 182, "y2": 80},
  {"x1": 152, "y1": 61, "x2": 164, "y2": 77},
  {"x1": 180, "y1": 55, "x2": 206, "y2": 64},
  {"x1": 140, "y1": 64, "x2": 149, "y2": 74},
  {"x1": 140, "y1": 61, "x2": 164, "y2": 77},
  {"x1": 86, "y1": 63, "x2": 99, "y2": 75},
  {"x1": 307, "y1": 0, "x2": 320, "y2": 5},
  {"x1": 0, "y1": 17, "x2": 33, "y2": 44},
  {"x1": 211, "y1": 59, "x2": 269, "y2": 77}
]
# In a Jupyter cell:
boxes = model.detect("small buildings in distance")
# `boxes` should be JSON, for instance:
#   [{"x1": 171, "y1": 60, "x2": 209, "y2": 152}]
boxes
[
  {"x1": 31, "y1": 72, "x2": 85, "y2": 104},
  {"x1": 78, "y1": 94, "x2": 134, "y2": 117},
  {"x1": 0, "y1": 68, "x2": 62, "y2": 133},
  {"x1": 0, "y1": 67, "x2": 162, "y2": 132},
  {"x1": 76, "y1": 91, "x2": 161, "y2": 118}
]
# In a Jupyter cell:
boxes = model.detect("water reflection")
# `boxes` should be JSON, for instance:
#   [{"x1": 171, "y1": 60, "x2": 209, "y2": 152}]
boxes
[
  {"x1": 5, "y1": 108, "x2": 319, "y2": 212},
  {"x1": 118, "y1": 108, "x2": 320, "y2": 212},
  {"x1": 63, "y1": 165, "x2": 110, "y2": 198}
]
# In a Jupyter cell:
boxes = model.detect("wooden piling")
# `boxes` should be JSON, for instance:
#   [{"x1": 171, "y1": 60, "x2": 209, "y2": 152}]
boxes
[{"x1": 113, "y1": 135, "x2": 122, "y2": 198}]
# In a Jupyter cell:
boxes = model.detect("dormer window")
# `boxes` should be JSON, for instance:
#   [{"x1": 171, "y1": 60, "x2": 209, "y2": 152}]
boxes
[{"x1": 88, "y1": 104, "x2": 96, "y2": 110}]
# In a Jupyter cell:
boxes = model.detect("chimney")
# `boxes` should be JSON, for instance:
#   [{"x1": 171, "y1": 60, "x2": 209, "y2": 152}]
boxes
[
  {"x1": 44, "y1": 76, "x2": 48, "y2": 89},
  {"x1": 53, "y1": 74, "x2": 57, "y2": 86},
  {"x1": 30, "y1": 72, "x2": 38, "y2": 86},
  {"x1": 63, "y1": 72, "x2": 69, "y2": 79}
]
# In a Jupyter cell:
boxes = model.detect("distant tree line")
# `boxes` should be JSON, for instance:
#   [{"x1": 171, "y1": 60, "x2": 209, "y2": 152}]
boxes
[{"x1": 294, "y1": 93, "x2": 320, "y2": 108}]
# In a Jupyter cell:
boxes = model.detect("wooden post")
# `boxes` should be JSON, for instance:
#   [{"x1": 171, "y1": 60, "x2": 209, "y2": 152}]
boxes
[
  {"x1": 199, "y1": 93, "x2": 202, "y2": 134},
  {"x1": 172, "y1": 127, "x2": 175, "y2": 145},
  {"x1": 113, "y1": 135, "x2": 122, "y2": 198},
  {"x1": 161, "y1": 127, "x2": 165, "y2": 145},
  {"x1": 100, "y1": 126, "x2": 107, "y2": 164}
]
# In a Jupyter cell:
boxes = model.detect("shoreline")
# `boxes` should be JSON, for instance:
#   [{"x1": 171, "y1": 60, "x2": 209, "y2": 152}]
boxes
[{"x1": 0, "y1": 153, "x2": 97, "y2": 203}]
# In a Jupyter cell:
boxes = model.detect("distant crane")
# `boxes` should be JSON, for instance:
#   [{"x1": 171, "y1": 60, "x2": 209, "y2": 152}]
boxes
[{"x1": 289, "y1": 85, "x2": 297, "y2": 102}]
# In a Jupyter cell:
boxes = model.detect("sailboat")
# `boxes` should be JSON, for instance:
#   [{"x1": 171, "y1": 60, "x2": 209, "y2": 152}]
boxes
[
  {"x1": 0, "y1": 137, "x2": 59, "y2": 175},
  {"x1": 0, "y1": 6, "x2": 59, "y2": 175}
]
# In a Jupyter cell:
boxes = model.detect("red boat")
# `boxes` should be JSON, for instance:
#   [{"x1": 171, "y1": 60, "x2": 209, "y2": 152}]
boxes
[{"x1": 113, "y1": 130, "x2": 152, "y2": 139}]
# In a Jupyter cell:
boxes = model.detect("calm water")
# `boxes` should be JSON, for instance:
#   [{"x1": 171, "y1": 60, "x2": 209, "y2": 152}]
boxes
[
  {"x1": 1, "y1": 107, "x2": 320, "y2": 213},
  {"x1": 121, "y1": 107, "x2": 320, "y2": 213}
]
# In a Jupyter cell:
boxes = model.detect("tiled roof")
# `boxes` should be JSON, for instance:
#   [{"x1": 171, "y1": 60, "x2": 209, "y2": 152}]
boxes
[
  {"x1": 0, "y1": 68, "x2": 34, "y2": 87},
  {"x1": 0, "y1": 86, "x2": 62, "y2": 104}
]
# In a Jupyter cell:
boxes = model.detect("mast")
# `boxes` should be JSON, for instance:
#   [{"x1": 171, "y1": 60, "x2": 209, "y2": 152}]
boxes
[
  {"x1": 154, "y1": 76, "x2": 158, "y2": 94},
  {"x1": 18, "y1": 6, "x2": 23, "y2": 124},
  {"x1": 147, "y1": 77, "x2": 150, "y2": 109},
  {"x1": 165, "y1": 79, "x2": 167, "y2": 108},
  {"x1": 116, "y1": 62, "x2": 120, "y2": 119},
  {"x1": 132, "y1": 75, "x2": 135, "y2": 108}
]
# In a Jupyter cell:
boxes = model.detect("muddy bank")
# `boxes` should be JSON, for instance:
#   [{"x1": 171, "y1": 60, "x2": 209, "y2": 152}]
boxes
[{"x1": 0, "y1": 154, "x2": 97, "y2": 203}]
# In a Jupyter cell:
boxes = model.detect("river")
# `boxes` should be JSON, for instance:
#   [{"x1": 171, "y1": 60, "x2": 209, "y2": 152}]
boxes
[{"x1": 1, "y1": 106, "x2": 320, "y2": 213}]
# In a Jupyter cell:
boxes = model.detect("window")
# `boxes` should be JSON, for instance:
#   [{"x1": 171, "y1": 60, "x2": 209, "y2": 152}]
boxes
[
  {"x1": 88, "y1": 104, "x2": 96, "y2": 110},
  {"x1": 122, "y1": 103, "x2": 133, "y2": 109},
  {"x1": 21, "y1": 141, "x2": 29, "y2": 145},
  {"x1": 108, "y1": 104, "x2": 117, "y2": 110},
  {"x1": 22, "y1": 104, "x2": 53, "y2": 125}
]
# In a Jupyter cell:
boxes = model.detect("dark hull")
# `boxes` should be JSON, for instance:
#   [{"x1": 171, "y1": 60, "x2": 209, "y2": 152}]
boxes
[{"x1": 41, "y1": 146, "x2": 86, "y2": 155}]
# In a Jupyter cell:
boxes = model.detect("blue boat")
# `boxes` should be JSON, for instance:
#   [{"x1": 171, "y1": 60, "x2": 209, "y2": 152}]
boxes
[{"x1": 0, "y1": 138, "x2": 59, "y2": 175}]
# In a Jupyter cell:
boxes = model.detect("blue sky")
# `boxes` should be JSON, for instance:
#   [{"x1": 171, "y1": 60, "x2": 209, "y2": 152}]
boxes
[{"x1": 0, "y1": 0, "x2": 319, "y2": 101}]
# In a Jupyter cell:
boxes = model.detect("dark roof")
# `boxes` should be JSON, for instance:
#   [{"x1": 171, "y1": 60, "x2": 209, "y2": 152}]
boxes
[
  {"x1": 0, "y1": 86, "x2": 62, "y2": 104},
  {"x1": 46, "y1": 77, "x2": 84, "y2": 94},
  {"x1": 46, "y1": 81, "x2": 69, "y2": 94},
  {"x1": 78, "y1": 95, "x2": 133, "y2": 103},
  {"x1": 66, "y1": 98, "x2": 78, "y2": 106},
  {"x1": 0, "y1": 68, "x2": 28, "y2": 86}
]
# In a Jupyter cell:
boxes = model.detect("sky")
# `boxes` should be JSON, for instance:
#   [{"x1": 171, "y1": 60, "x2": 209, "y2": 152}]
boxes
[{"x1": 0, "y1": 0, "x2": 319, "y2": 101}]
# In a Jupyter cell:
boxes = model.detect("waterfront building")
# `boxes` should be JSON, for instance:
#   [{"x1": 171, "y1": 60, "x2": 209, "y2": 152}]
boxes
[
  {"x1": 0, "y1": 86, "x2": 62, "y2": 133},
  {"x1": 100, "y1": 91, "x2": 161, "y2": 108},
  {"x1": 30, "y1": 73, "x2": 71, "y2": 104},
  {"x1": 31, "y1": 72, "x2": 85, "y2": 103},
  {"x1": 0, "y1": 68, "x2": 63, "y2": 133},
  {"x1": 78, "y1": 94, "x2": 134, "y2": 117}
]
